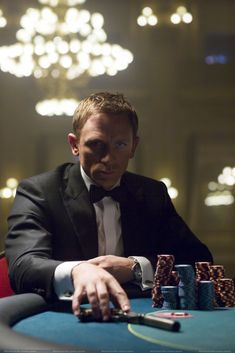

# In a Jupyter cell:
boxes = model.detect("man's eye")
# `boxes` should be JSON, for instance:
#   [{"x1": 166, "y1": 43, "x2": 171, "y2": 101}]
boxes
[
  {"x1": 115, "y1": 141, "x2": 127, "y2": 149},
  {"x1": 88, "y1": 141, "x2": 104, "y2": 149}
]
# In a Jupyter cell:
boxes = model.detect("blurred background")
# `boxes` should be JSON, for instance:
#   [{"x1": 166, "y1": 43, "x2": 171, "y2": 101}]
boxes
[{"x1": 0, "y1": 0, "x2": 234, "y2": 278}]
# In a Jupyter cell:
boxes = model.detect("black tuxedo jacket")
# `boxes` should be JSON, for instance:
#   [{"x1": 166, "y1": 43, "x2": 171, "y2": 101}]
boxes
[{"x1": 5, "y1": 163, "x2": 213, "y2": 299}]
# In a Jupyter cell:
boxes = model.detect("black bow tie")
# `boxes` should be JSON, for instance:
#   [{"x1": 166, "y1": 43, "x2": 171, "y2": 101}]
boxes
[{"x1": 89, "y1": 184, "x2": 124, "y2": 203}]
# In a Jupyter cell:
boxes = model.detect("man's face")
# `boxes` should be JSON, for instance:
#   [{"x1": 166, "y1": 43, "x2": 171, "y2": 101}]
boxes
[{"x1": 68, "y1": 112, "x2": 139, "y2": 189}]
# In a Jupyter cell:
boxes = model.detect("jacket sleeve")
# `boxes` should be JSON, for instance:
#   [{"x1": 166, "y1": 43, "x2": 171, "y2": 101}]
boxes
[
  {"x1": 5, "y1": 178, "x2": 62, "y2": 300},
  {"x1": 148, "y1": 181, "x2": 213, "y2": 268}
]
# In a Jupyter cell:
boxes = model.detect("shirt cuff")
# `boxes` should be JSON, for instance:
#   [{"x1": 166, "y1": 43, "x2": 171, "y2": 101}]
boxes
[
  {"x1": 129, "y1": 256, "x2": 154, "y2": 290},
  {"x1": 54, "y1": 261, "x2": 82, "y2": 300}
]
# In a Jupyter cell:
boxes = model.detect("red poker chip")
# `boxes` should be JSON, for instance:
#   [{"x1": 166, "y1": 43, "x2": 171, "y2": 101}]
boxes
[{"x1": 152, "y1": 311, "x2": 193, "y2": 319}]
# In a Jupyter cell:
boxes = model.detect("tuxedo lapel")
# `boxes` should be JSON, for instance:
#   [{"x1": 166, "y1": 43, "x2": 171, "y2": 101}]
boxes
[{"x1": 62, "y1": 163, "x2": 98, "y2": 259}]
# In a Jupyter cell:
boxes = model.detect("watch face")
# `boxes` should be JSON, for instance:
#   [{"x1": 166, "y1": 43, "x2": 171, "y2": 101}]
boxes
[{"x1": 133, "y1": 262, "x2": 142, "y2": 282}]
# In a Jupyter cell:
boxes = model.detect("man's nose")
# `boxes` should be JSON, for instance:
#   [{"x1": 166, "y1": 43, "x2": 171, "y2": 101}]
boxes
[{"x1": 100, "y1": 146, "x2": 116, "y2": 163}]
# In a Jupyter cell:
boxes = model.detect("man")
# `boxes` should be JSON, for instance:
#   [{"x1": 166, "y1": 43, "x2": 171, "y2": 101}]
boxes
[{"x1": 5, "y1": 92, "x2": 213, "y2": 321}]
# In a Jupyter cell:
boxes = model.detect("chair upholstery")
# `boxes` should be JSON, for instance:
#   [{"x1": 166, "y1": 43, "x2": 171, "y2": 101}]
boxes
[{"x1": 0, "y1": 252, "x2": 14, "y2": 297}]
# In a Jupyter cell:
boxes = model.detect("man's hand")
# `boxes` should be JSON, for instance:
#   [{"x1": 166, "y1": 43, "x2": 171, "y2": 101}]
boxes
[
  {"x1": 71, "y1": 262, "x2": 130, "y2": 321},
  {"x1": 88, "y1": 255, "x2": 135, "y2": 283}
]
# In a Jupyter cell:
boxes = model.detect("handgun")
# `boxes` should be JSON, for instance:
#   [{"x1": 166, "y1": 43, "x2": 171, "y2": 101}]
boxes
[{"x1": 78, "y1": 308, "x2": 180, "y2": 332}]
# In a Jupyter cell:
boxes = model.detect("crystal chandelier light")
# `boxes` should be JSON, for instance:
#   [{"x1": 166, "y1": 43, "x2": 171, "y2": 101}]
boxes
[
  {"x1": 160, "y1": 178, "x2": 178, "y2": 199},
  {"x1": 170, "y1": 6, "x2": 193, "y2": 25},
  {"x1": 137, "y1": 7, "x2": 158, "y2": 27},
  {"x1": 0, "y1": 0, "x2": 134, "y2": 116},
  {"x1": 205, "y1": 166, "x2": 235, "y2": 207},
  {"x1": 137, "y1": 5, "x2": 193, "y2": 27},
  {"x1": 0, "y1": 8, "x2": 7, "y2": 28}
]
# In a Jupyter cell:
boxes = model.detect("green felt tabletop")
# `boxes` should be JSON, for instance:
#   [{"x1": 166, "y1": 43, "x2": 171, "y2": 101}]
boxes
[{"x1": 13, "y1": 298, "x2": 235, "y2": 353}]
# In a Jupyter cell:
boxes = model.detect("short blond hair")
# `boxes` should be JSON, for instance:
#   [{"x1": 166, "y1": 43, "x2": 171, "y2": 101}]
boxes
[{"x1": 72, "y1": 92, "x2": 138, "y2": 137}]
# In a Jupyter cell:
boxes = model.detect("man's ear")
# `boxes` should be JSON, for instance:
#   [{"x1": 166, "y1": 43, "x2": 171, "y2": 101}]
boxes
[
  {"x1": 130, "y1": 136, "x2": 139, "y2": 159},
  {"x1": 67, "y1": 133, "x2": 79, "y2": 156}
]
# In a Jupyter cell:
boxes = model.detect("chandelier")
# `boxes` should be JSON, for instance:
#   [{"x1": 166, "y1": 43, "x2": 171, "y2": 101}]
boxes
[{"x1": 0, "y1": 0, "x2": 134, "y2": 116}]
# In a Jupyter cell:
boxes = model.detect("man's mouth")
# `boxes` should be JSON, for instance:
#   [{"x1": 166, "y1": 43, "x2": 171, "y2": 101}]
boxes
[{"x1": 99, "y1": 170, "x2": 115, "y2": 175}]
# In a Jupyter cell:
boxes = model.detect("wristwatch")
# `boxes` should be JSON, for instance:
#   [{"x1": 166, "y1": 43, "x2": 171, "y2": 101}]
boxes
[{"x1": 130, "y1": 258, "x2": 142, "y2": 282}]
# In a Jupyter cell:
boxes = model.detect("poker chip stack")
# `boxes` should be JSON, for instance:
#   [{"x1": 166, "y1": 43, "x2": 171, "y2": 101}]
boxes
[
  {"x1": 195, "y1": 261, "x2": 213, "y2": 307},
  {"x1": 161, "y1": 286, "x2": 178, "y2": 309},
  {"x1": 209, "y1": 265, "x2": 225, "y2": 279},
  {"x1": 175, "y1": 264, "x2": 196, "y2": 310},
  {"x1": 168, "y1": 270, "x2": 180, "y2": 286},
  {"x1": 151, "y1": 255, "x2": 235, "y2": 310},
  {"x1": 195, "y1": 262, "x2": 211, "y2": 282},
  {"x1": 198, "y1": 281, "x2": 214, "y2": 310},
  {"x1": 217, "y1": 278, "x2": 235, "y2": 307},
  {"x1": 195, "y1": 262, "x2": 235, "y2": 308},
  {"x1": 152, "y1": 255, "x2": 175, "y2": 308},
  {"x1": 209, "y1": 265, "x2": 225, "y2": 306}
]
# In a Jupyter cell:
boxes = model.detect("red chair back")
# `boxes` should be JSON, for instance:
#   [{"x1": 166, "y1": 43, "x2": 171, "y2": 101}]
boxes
[{"x1": 0, "y1": 253, "x2": 14, "y2": 297}]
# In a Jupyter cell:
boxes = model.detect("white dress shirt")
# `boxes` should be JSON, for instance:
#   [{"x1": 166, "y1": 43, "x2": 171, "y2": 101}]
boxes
[{"x1": 54, "y1": 167, "x2": 153, "y2": 300}]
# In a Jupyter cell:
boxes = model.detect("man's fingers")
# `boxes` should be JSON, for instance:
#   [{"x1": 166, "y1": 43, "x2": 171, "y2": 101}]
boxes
[
  {"x1": 71, "y1": 262, "x2": 130, "y2": 320},
  {"x1": 96, "y1": 281, "x2": 110, "y2": 321},
  {"x1": 72, "y1": 285, "x2": 84, "y2": 316},
  {"x1": 86, "y1": 283, "x2": 101, "y2": 319},
  {"x1": 108, "y1": 280, "x2": 131, "y2": 313}
]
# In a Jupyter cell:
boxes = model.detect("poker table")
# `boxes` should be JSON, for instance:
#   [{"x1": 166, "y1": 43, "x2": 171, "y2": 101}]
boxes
[{"x1": 0, "y1": 293, "x2": 234, "y2": 353}]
